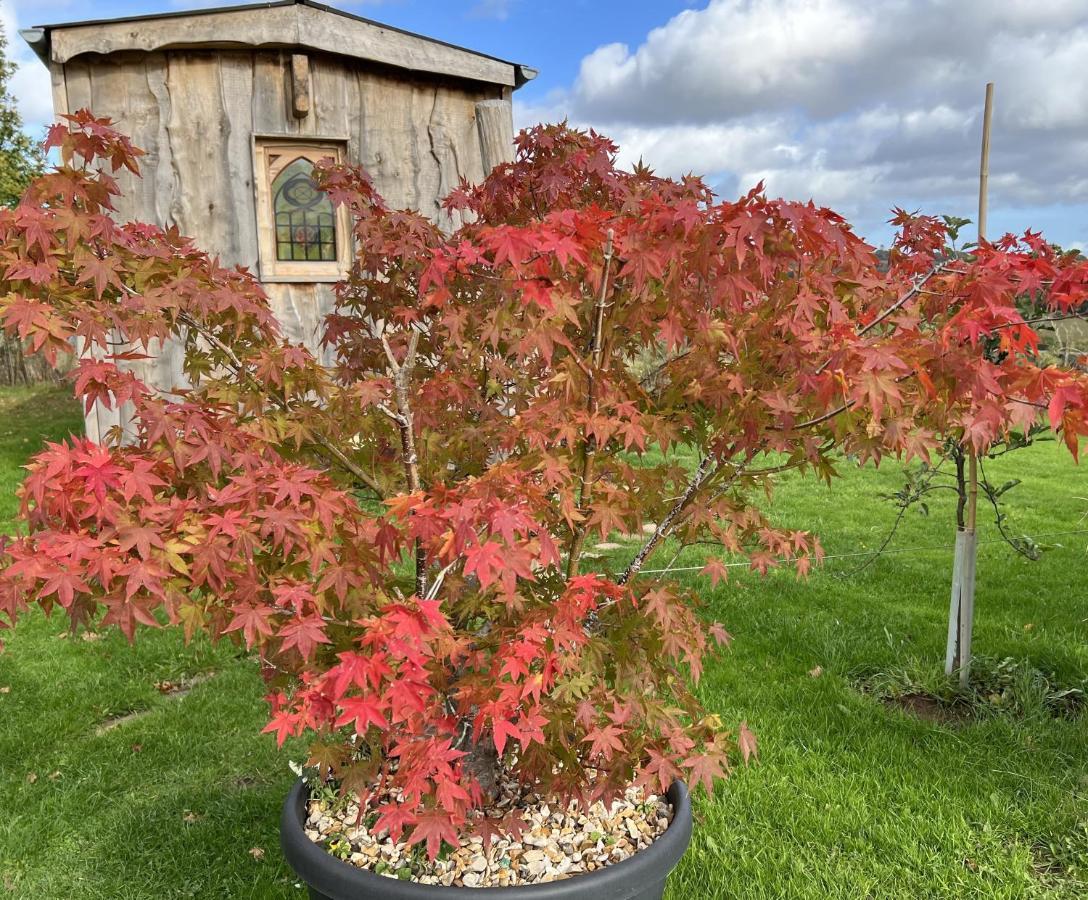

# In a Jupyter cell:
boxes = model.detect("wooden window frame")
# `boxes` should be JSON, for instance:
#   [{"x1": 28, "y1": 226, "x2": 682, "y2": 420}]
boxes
[{"x1": 253, "y1": 137, "x2": 352, "y2": 283}]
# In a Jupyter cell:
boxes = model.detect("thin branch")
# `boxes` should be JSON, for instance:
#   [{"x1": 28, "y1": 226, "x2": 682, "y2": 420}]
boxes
[
  {"x1": 989, "y1": 312, "x2": 1088, "y2": 332},
  {"x1": 175, "y1": 311, "x2": 385, "y2": 497},
  {"x1": 791, "y1": 399, "x2": 855, "y2": 431},
  {"x1": 978, "y1": 456, "x2": 1039, "y2": 560},
  {"x1": 566, "y1": 229, "x2": 615, "y2": 580},
  {"x1": 838, "y1": 455, "x2": 947, "y2": 577},
  {"x1": 616, "y1": 454, "x2": 717, "y2": 586},
  {"x1": 638, "y1": 347, "x2": 692, "y2": 391},
  {"x1": 382, "y1": 330, "x2": 427, "y2": 597},
  {"x1": 814, "y1": 265, "x2": 941, "y2": 377}
]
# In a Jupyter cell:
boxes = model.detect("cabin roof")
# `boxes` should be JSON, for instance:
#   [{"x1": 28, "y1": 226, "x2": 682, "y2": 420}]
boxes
[{"x1": 21, "y1": 0, "x2": 537, "y2": 89}]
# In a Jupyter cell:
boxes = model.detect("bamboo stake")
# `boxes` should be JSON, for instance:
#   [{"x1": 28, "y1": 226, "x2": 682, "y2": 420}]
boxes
[
  {"x1": 949, "y1": 82, "x2": 993, "y2": 687},
  {"x1": 977, "y1": 82, "x2": 993, "y2": 243}
]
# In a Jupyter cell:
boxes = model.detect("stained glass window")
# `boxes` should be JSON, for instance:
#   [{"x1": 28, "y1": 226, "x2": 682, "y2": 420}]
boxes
[{"x1": 272, "y1": 157, "x2": 337, "y2": 262}]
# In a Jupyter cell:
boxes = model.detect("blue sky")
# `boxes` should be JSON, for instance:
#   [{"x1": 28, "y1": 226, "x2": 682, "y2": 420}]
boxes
[{"x1": 4, "y1": 0, "x2": 1087, "y2": 250}]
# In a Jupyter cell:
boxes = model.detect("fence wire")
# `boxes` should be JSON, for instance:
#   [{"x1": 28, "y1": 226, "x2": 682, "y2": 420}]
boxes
[{"x1": 634, "y1": 528, "x2": 1088, "y2": 576}]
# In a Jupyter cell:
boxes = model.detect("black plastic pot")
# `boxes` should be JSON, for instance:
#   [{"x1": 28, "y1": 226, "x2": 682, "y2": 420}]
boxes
[{"x1": 281, "y1": 779, "x2": 692, "y2": 899}]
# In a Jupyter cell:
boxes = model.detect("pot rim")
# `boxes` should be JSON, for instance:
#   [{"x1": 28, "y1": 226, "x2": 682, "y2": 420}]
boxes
[{"x1": 280, "y1": 777, "x2": 692, "y2": 897}]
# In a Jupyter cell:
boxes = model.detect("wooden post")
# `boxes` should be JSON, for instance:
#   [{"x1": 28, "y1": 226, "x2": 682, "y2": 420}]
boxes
[
  {"x1": 290, "y1": 53, "x2": 311, "y2": 119},
  {"x1": 946, "y1": 82, "x2": 993, "y2": 686}
]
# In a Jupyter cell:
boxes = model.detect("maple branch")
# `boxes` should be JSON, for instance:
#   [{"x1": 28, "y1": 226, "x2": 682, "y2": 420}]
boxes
[
  {"x1": 988, "y1": 312, "x2": 1088, "y2": 332},
  {"x1": 566, "y1": 229, "x2": 614, "y2": 580},
  {"x1": 857, "y1": 266, "x2": 942, "y2": 338},
  {"x1": 382, "y1": 330, "x2": 427, "y2": 597},
  {"x1": 791, "y1": 400, "x2": 855, "y2": 431},
  {"x1": 616, "y1": 454, "x2": 717, "y2": 586},
  {"x1": 977, "y1": 455, "x2": 1039, "y2": 561},
  {"x1": 638, "y1": 347, "x2": 693, "y2": 391},
  {"x1": 814, "y1": 265, "x2": 941, "y2": 377},
  {"x1": 174, "y1": 311, "x2": 385, "y2": 498}
]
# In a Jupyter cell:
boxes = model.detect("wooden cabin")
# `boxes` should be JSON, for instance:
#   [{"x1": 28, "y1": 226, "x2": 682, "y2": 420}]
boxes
[{"x1": 22, "y1": 0, "x2": 535, "y2": 441}]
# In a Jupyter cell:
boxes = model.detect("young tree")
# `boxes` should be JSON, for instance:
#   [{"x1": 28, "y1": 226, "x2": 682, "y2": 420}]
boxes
[
  {"x1": 861, "y1": 211, "x2": 1083, "y2": 679},
  {"x1": 0, "y1": 14, "x2": 49, "y2": 387},
  {"x1": 862, "y1": 214, "x2": 1087, "y2": 629},
  {"x1": 1, "y1": 113, "x2": 1087, "y2": 856}
]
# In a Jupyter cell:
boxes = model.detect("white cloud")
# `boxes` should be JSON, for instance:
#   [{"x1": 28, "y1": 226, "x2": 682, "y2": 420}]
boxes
[
  {"x1": 2, "y1": 0, "x2": 58, "y2": 135},
  {"x1": 468, "y1": 0, "x2": 515, "y2": 20},
  {"x1": 574, "y1": 0, "x2": 875, "y2": 122},
  {"x1": 519, "y1": 0, "x2": 1088, "y2": 245},
  {"x1": 169, "y1": 0, "x2": 390, "y2": 6}
]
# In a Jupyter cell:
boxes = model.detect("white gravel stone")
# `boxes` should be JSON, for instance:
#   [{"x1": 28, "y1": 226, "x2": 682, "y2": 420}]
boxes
[{"x1": 304, "y1": 773, "x2": 673, "y2": 888}]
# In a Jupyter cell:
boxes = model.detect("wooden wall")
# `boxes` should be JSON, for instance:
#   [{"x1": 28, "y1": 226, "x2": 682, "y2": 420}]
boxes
[{"x1": 54, "y1": 48, "x2": 511, "y2": 441}]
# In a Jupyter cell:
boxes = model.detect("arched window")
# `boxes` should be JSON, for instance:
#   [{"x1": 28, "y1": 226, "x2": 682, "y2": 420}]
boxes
[
  {"x1": 254, "y1": 140, "x2": 348, "y2": 282},
  {"x1": 272, "y1": 157, "x2": 337, "y2": 262}
]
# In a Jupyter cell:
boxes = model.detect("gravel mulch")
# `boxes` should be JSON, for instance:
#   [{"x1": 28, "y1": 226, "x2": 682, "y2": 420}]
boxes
[{"x1": 304, "y1": 776, "x2": 673, "y2": 887}]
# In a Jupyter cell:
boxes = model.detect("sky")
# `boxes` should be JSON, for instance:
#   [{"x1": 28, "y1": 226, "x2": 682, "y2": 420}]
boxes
[{"x1": 2, "y1": 0, "x2": 1086, "y2": 249}]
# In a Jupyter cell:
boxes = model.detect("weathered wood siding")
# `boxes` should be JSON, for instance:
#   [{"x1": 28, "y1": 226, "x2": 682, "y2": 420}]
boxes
[{"x1": 54, "y1": 49, "x2": 510, "y2": 442}]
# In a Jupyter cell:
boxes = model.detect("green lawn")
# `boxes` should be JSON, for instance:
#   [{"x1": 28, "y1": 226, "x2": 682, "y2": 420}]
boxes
[{"x1": 2, "y1": 383, "x2": 1087, "y2": 898}]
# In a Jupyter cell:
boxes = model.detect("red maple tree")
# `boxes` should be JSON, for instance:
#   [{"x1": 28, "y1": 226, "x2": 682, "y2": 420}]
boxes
[{"x1": 2, "y1": 112, "x2": 1087, "y2": 855}]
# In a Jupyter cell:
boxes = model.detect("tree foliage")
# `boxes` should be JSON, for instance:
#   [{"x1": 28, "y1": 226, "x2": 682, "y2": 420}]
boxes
[
  {"x1": 2, "y1": 112, "x2": 1088, "y2": 856},
  {"x1": 0, "y1": 16, "x2": 51, "y2": 387},
  {"x1": 0, "y1": 20, "x2": 42, "y2": 207}
]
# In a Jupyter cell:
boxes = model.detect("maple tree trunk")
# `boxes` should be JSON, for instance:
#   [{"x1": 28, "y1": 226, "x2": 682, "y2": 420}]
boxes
[
  {"x1": 382, "y1": 331, "x2": 427, "y2": 597},
  {"x1": 459, "y1": 730, "x2": 501, "y2": 800},
  {"x1": 566, "y1": 230, "x2": 614, "y2": 579}
]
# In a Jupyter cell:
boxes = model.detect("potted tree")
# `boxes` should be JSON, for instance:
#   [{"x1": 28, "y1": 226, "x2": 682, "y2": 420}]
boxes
[{"x1": 2, "y1": 113, "x2": 1087, "y2": 897}]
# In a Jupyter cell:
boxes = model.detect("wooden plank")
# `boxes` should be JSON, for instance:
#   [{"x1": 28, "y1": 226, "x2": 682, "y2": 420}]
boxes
[
  {"x1": 49, "y1": 4, "x2": 518, "y2": 87},
  {"x1": 218, "y1": 52, "x2": 261, "y2": 271},
  {"x1": 310, "y1": 53, "x2": 356, "y2": 145},
  {"x1": 163, "y1": 53, "x2": 243, "y2": 260},
  {"x1": 354, "y1": 69, "x2": 489, "y2": 229},
  {"x1": 252, "y1": 51, "x2": 296, "y2": 135},
  {"x1": 296, "y1": 5, "x2": 515, "y2": 86},
  {"x1": 62, "y1": 58, "x2": 92, "y2": 114},
  {"x1": 475, "y1": 98, "x2": 514, "y2": 174},
  {"x1": 427, "y1": 84, "x2": 485, "y2": 230},
  {"x1": 49, "y1": 61, "x2": 68, "y2": 117},
  {"x1": 355, "y1": 70, "x2": 414, "y2": 212},
  {"x1": 51, "y1": 5, "x2": 300, "y2": 64},
  {"x1": 265, "y1": 283, "x2": 337, "y2": 364},
  {"x1": 87, "y1": 54, "x2": 163, "y2": 224},
  {"x1": 145, "y1": 55, "x2": 175, "y2": 226}
]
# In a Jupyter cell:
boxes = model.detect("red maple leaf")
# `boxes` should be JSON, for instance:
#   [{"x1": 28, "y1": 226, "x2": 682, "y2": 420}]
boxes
[
  {"x1": 463, "y1": 541, "x2": 505, "y2": 590},
  {"x1": 335, "y1": 695, "x2": 388, "y2": 734},
  {"x1": 223, "y1": 603, "x2": 277, "y2": 647},
  {"x1": 491, "y1": 718, "x2": 522, "y2": 756},
  {"x1": 406, "y1": 811, "x2": 461, "y2": 860},
  {"x1": 738, "y1": 721, "x2": 758, "y2": 765},
  {"x1": 682, "y1": 750, "x2": 728, "y2": 795},
  {"x1": 583, "y1": 724, "x2": 625, "y2": 761},
  {"x1": 276, "y1": 616, "x2": 330, "y2": 660}
]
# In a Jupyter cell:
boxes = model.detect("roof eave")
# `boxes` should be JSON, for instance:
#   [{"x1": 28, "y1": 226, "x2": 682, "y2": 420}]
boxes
[
  {"x1": 20, "y1": 28, "x2": 48, "y2": 67},
  {"x1": 21, "y1": 0, "x2": 536, "y2": 90}
]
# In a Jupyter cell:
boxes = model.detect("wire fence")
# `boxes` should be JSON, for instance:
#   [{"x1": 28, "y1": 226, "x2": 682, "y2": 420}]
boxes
[{"x1": 634, "y1": 528, "x2": 1088, "y2": 577}]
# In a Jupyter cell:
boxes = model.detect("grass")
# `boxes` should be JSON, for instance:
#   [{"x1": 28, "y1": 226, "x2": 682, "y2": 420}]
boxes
[
  {"x1": 0, "y1": 385, "x2": 85, "y2": 534},
  {"x1": 2, "y1": 383, "x2": 1088, "y2": 897}
]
